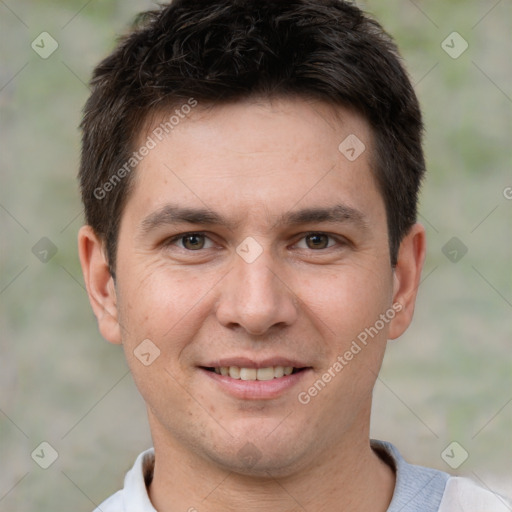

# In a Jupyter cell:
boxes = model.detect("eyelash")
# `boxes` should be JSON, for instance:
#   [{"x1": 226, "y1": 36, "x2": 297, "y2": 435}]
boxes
[{"x1": 163, "y1": 231, "x2": 347, "y2": 252}]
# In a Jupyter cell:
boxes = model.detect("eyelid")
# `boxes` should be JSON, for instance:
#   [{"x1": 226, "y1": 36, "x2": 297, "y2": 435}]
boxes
[
  {"x1": 293, "y1": 231, "x2": 348, "y2": 250},
  {"x1": 165, "y1": 231, "x2": 216, "y2": 250},
  {"x1": 163, "y1": 230, "x2": 348, "y2": 251}
]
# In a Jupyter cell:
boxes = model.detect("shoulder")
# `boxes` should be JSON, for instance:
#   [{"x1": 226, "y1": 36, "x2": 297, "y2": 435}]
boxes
[
  {"x1": 92, "y1": 490, "x2": 123, "y2": 512},
  {"x1": 92, "y1": 448, "x2": 156, "y2": 512},
  {"x1": 438, "y1": 476, "x2": 512, "y2": 512},
  {"x1": 372, "y1": 440, "x2": 511, "y2": 512}
]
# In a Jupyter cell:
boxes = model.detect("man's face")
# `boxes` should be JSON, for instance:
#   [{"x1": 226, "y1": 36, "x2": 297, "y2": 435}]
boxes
[{"x1": 105, "y1": 98, "x2": 402, "y2": 474}]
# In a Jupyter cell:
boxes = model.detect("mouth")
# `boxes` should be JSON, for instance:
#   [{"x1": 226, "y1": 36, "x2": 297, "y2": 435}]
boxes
[
  {"x1": 199, "y1": 362, "x2": 312, "y2": 400},
  {"x1": 198, "y1": 357, "x2": 312, "y2": 399},
  {"x1": 201, "y1": 366, "x2": 308, "y2": 381}
]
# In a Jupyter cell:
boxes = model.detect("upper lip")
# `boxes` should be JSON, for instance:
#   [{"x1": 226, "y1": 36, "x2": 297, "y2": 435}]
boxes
[{"x1": 201, "y1": 357, "x2": 309, "y2": 369}]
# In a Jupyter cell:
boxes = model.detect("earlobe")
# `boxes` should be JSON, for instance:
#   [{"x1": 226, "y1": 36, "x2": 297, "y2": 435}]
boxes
[
  {"x1": 78, "y1": 225, "x2": 122, "y2": 345},
  {"x1": 388, "y1": 223, "x2": 426, "y2": 340}
]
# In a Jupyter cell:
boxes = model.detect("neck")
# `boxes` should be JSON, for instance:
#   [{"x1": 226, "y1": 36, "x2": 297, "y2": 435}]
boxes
[{"x1": 147, "y1": 411, "x2": 395, "y2": 512}]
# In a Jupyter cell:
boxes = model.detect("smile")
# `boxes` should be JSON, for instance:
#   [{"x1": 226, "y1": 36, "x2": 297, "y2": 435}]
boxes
[{"x1": 204, "y1": 366, "x2": 303, "y2": 381}]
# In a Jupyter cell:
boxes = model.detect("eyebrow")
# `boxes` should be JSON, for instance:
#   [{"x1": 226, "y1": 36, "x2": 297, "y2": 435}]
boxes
[
  {"x1": 138, "y1": 203, "x2": 369, "y2": 237},
  {"x1": 139, "y1": 205, "x2": 240, "y2": 234},
  {"x1": 281, "y1": 204, "x2": 368, "y2": 229}
]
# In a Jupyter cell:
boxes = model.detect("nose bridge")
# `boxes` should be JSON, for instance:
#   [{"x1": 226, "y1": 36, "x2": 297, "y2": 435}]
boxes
[
  {"x1": 237, "y1": 248, "x2": 277, "y2": 302},
  {"x1": 215, "y1": 239, "x2": 298, "y2": 335}
]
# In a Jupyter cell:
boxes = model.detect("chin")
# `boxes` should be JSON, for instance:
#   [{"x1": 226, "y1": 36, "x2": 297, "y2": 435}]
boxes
[{"x1": 203, "y1": 434, "x2": 311, "y2": 478}]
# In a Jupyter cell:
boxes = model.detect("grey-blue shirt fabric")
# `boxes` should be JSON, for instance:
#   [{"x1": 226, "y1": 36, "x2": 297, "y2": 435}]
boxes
[{"x1": 371, "y1": 440, "x2": 449, "y2": 511}]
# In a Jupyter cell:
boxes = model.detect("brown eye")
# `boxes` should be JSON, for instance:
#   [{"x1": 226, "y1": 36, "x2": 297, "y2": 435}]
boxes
[
  {"x1": 305, "y1": 233, "x2": 331, "y2": 249},
  {"x1": 181, "y1": 234, "x2": 206, "y2": 250}
]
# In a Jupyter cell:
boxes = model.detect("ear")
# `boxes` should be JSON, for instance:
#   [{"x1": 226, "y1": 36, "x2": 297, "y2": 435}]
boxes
[
  {"x1": 388, "y1": 223, "x2": 426, "y2": 340},
  {"x1": 78, "y1": 225, "x2": 122, "y2": 345}
]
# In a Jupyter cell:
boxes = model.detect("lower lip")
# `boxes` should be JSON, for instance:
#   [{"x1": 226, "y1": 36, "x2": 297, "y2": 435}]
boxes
[{"x1": 200, "y1": 368, "x2": 311, "y2": 400}]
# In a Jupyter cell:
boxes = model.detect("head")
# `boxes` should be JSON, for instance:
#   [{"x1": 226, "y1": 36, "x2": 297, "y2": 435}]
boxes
[{"x1": 78, "y1": 0, "x2": 426, "y2": 476}]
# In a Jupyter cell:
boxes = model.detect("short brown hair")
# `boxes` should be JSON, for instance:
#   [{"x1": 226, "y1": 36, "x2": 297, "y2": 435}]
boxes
[{"x1": 79, "y1": 0, "x2": 425, "y2": 274}]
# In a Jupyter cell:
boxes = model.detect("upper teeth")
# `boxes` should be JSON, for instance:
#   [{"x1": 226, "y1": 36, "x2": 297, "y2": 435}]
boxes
[{"x1": 214, "y1": 366, "x2": 294, "y2": 380}]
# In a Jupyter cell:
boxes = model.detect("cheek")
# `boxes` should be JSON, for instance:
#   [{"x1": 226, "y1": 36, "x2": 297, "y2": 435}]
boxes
[
  {"x1": 115, "y1": 270, "x2": 207, "y2": 405},
  {"x1": 115, "y1": 270, "x2": 210, "y2": 384},
  {"x1": 119, "y1": 263, "x2": 212, "y2": 331},
  {"x1": 297, "y1": 262, "x2": 393, "y2": 344}
]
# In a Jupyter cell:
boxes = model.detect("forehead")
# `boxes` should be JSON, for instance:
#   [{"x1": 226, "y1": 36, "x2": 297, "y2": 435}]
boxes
[
  {"x1": 139, "y1": 96, "x2": 371, "y2": 155},
  {"x1": 124, "y1": 97, "x2": 383, "y2": 231}
]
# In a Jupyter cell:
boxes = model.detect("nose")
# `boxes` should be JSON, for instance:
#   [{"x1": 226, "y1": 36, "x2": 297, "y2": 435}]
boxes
[{"x1": 215, "y1": 245, "x2": 299, "y2": 336}]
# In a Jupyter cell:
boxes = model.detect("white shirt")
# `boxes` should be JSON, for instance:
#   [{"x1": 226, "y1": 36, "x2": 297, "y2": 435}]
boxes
[{"x1": 93, "y1": 440, "x2": 511, "y2": 511}]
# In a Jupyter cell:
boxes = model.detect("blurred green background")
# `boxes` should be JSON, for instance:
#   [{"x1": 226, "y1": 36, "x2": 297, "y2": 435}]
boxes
[{"x1": 0, "y1": 0, "x2": 510, "y2": 510}]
